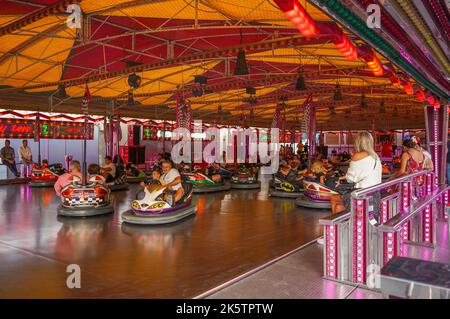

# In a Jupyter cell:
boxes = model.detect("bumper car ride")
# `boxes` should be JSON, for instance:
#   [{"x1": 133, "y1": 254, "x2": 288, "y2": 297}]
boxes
[
  {"x1": 127, "y1": 172, "x2": 147, "y2": 183},
  {"x1": 183, "y1": 171, "x2": 231, "y2": 193},
  {"x1": 108, "y1": 173, "x2": 130, "y2": 191},
  {"x1": 121, "y1": 183, "x2": 196, "y2": 225},
  {"x1": 57, "y1": 182, "x2": 113, "y2": 217},
  {"x1": 29, "y1": 164, "x2": 66, "y2": 187},
  {"x1": 230, "y1": 169, "x2": 260, "y2": 189},
  {"x1": 295, "y1": 180, "x2": 337, "y2": 209},
  {"x1": 269, "y1": 175, "x2": 304, "y2": 198}
]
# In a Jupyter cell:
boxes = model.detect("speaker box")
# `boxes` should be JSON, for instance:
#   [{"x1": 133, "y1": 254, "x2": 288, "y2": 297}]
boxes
[
  {"x1": 133, "y1": 125, "x2": 141, "y2": 146},
  {"x1": 128, "y1": 146, "x2": 145, "y2": 165}
]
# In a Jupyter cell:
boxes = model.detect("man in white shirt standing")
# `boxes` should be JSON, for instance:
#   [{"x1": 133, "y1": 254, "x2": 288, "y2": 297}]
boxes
[{"x1": 19, "y1": 140, "x2": 33, "y2": 177}]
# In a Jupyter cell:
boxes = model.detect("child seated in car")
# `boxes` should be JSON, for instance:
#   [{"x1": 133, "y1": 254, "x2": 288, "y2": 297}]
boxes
[
  {"x1": 88, "y1": 163, "x2": 105, "y2": 183},
  {"x1": 140, "y1": 167, "x2": 162, "y2": 193},
  {"x1": 310, "y1": 160, "x2": 328, "y2": 184}
]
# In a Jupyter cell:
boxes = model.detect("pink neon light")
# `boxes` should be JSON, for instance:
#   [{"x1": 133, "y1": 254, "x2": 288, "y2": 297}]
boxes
[
  {"x1": 325, "y1": 225, "x2": 338, "y2": 278},
  {"x1": 383, "y1": 231, "x2": 397, "y2": 264},
  {"x1": 434, "y1": 111, "x2": 438, "y2": 182},
  {"x1": 381, "y1": 201, "x2": 388, "y2": 223},
  {"x1": 423, "y1": 205, "x2": 432, "y2": 243},
  {"x1": 353, "y1": 199, "x2": 366, "y2": 284}
]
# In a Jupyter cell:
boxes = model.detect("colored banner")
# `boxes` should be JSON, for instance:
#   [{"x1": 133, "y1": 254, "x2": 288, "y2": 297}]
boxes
[
  {"x1": 0, "y1": 118, "x2": 93, "y2": 139},
  {"x1": 54, "y1": 122, "x2": 94, "y2": 140}
]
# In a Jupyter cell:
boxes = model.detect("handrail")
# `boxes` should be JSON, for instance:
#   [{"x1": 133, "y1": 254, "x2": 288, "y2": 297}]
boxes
[
  {"x1": 380, "y1": 191, "x2": 400, "y2": 202},
  {"x1": 351, "y1": 170, "x2": 432, "y2": 198},
  {"x1": 319, "y1": 210, "x2": 351, "y2": 225},
  {"x1": 379, "y1": 185, "x2": 449, "y2": 232}
]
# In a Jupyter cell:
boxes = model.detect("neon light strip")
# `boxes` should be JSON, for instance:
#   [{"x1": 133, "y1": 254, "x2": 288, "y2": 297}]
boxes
[
  {"x1": 383, "y1": 232, "x2": 397, "y2": 265},
  {"x1": 352, "y1": 198, "x2": 366, "y2": 284},
  {"x1": 422, "y1": 204, "x2": 432, "y2": 243},
  {"x1": 402, "y1": 182, "x2": 411, "y2": 241},
  {"x1": 434, "y1": 109, "x2": 438, "y2": 183},
  {"x1": 325, "y1": 225, "x2": 338, "y2": 278}
]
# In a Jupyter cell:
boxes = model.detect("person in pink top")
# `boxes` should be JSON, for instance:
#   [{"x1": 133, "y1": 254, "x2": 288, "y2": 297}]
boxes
[{"x1": 54, "y1": 160, "x2": 82, "y2": 196}]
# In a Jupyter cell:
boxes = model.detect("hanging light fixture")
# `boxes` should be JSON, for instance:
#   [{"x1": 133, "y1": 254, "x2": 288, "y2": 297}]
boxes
[
  {"x1": 329, "y1": 105, "x2": 336, "y2": 116},
  {"x1": 360, "y1": 93, "x2": 368, "y2": 109},
  {"x1": 393, "y1": 106, "x2": 398, "y2": 117},
  {"x1": 194, "y1": 75, "x2": 207, "y2": 85},
  {"x1": 379, "y1": 100, "x2": 386, "y2": 113},
  {"x1": 295, "y1": 67, "x2": 306, "y2": 91},
  {"x1": 54, "y1": 84, "x2": 69, "y2": 99},
  {"x1": 127, "y1": 90, "x2": 135, "y2": 106},
  {"x1": 249, "y1": 109, "x2": 255, "y2": 126},
  {"x1": 234, "y1": 29, "x2": 249, "y2": 76},
  {"x1": 345, "y1": 107, "x2": 351, "y2": 117},
  {"x1": 128, "y1": 73, "x2": 141, "y2": 89},
  {"x1": 333, "y1": 83, "x2": 343, "y2": 100}
]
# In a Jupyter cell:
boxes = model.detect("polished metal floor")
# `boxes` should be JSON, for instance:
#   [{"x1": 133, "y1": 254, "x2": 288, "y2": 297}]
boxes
[
  {"x1": 206, "y1": 220, "x2": 449, "y2": 299},
  {"x1": 0, "y1": 177, "x2": 329, "y2": 298}
]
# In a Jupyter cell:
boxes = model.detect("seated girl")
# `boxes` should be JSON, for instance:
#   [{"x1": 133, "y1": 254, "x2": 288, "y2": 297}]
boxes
[
  {"x1": 140, "y1": 167, "x2": 162, "y2": 193},
  {"x1": 88, "y1": 164, "x2": 105, "y2": 183},
  {"x1": 309, "y1": 160, "x2": 327, "y2": 184}
]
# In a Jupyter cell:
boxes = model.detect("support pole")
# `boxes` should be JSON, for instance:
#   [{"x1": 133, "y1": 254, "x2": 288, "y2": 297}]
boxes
[{"x1": 82, "y1": 114, "x2": 87, "y2": 186}]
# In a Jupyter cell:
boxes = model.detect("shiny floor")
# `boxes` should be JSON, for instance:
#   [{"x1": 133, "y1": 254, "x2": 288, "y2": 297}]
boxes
[
  {"x1": 0, "y1": 177, "x2": 329, "y2": 298},
  {"x1": 207, "y1": 220, "x2": 449, "y2": 299}
]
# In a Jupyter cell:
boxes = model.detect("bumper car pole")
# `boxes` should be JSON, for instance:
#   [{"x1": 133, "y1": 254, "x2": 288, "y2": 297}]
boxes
[{"x1": 82, "y1": 114, "x2": 88, "y2": 186}]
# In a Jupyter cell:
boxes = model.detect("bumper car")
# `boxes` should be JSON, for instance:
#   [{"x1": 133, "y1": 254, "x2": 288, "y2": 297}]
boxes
[
  {"x1": 121, "y1": 183, "x2": 196, "y2": 225},
  {"x1": 57, "y1": 181, "x2": 114, "y2": 217},
  {"x1": 295, "y1": 179, "x2": 337, "y2": 209},
  {"x1": 230, "y1": 167, "x2": 260, "y2": 189},
  {"x1": 29, "y1": 163, "x2": 66, "y2": 187},
  {"x1": 217, "y1": 165, "x2": 234, "y2": 179},
  {"x1": 183, "y1": 171, "x2": 231, "y2": 193},
  {"x1": 269, "y1": 173, "x2": 304, "y2": 198},
  {"x1": 108, "y1": 170, "x2": 130, "y2": 191},
  {"x1": 126, "y1": 171, "x2": 147, "y2": 183}
]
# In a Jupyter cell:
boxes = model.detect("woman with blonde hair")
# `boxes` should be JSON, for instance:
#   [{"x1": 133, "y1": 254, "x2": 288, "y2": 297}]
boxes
[{"x1": 331, "y1": 131, "x2": 382, "y2": 213}]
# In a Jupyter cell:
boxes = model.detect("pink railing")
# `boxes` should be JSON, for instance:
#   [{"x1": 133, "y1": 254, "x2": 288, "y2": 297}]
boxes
[{"x1": 320, "y1": 170, "x2": 449, "y2": 287}]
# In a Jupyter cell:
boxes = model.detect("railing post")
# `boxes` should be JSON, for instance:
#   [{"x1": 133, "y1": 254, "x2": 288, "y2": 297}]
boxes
[
  {"x1": 400, "y1": 180, "x2": 412, "y2": 242},
  {"x1": 351, "y1": 197, "x2": 368, "y2": 284},
  {"x1": 324, "y1": 224, "x2": 338, "y2": 279},
  {"x1": 443, "y1": 189, "x2": 449, "y2": 221}
]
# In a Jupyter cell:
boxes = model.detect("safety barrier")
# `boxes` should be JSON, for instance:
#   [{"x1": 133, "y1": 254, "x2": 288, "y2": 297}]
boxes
[{"x1": 319, "y1": 170, "x2": 449, "y2": 288}]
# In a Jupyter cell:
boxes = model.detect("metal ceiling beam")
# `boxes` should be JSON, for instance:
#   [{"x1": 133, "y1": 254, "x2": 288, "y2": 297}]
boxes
[
  {"x1": 0, "y1": 34, "x2": 335, "y2": 93},
  {"x1": 0, "y1": 0, "x2": 81, "y2": 36}
]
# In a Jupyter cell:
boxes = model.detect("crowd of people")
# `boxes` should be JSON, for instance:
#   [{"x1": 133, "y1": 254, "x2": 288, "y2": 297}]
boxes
[{"x1": 0, "y1": 132, "x2": 442, "y2": 210}]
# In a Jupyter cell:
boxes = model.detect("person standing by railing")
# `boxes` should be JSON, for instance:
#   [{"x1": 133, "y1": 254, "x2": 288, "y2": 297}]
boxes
[
  {"x1": 393, "y1": 137, "x2": 429, "y2": 178},
  {"x1": 331, "y1": 131, "x2": 382, "y2": 214}
]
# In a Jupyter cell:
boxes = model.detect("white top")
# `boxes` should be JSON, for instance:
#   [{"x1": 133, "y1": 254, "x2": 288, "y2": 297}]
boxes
[
  {"x1": 19, "y1": 145, "x2": 32, "y2": 161},
  {"x1": 346, "y1": 155, "x2": 382, "y2": 189},
  {"x1": 160, "y1": 168, "x2": 182, "y2": 190}
]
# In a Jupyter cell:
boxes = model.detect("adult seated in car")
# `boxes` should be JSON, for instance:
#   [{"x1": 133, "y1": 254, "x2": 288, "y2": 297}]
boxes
[
  {"x1": 159, "y1": 160, "x2": 184, "y2": 204},
  {"x1": 54, "y1": 160, "x2": 82, "y2": 196},
  {"x1": 101, "y1": 156, "x2": 116, "y2": 183},
  {"x1": 206, "y1": 163, "x2": 223, "y2": 183},
  {"x1": 277, "y1": 160, "x2": 303, "y2": 182}
]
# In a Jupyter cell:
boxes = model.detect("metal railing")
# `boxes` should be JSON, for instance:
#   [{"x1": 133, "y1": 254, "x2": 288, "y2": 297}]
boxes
[{"x1": 319, "y1": 170, "x2": 449, "y2": 287}]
